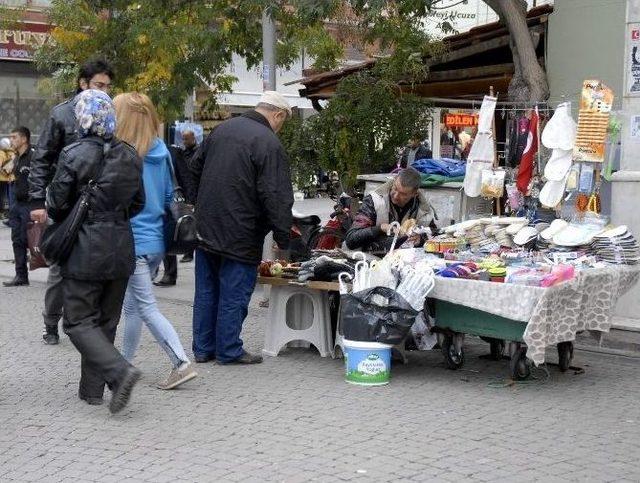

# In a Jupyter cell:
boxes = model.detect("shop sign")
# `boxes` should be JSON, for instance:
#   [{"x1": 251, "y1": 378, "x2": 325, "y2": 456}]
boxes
[
  {"x1": 444, "y1": 113, "x2": 478, "y2": 128},
  {"x1": 0, "y1": 22, "x2": 52, "y2": 61}
]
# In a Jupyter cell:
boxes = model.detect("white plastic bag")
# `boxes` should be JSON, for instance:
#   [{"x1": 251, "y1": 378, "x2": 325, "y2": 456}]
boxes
[
  {"x1": 411, "y1": 312, "x2": 438, "y2": 351},
  {"x1": 480, "y1": 168, "x2": 506, "y2": 198}
]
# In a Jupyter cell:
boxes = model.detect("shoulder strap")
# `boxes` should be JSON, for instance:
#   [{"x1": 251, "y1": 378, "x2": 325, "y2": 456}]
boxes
[
  {"x1": 88, "y1": 141, "x2": 110, "y2": 186},
  {"x1": 165, "y1": 154, "x2": 181, "y2": 190},
  {"x1": 165, "y1": 154, "x2": 185, "y2": 203}
]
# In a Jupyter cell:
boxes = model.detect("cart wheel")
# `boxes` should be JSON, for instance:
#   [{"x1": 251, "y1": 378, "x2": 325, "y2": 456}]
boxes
[
  {"x1": 509, "y1": 347, "x2": 531, "y2": 381},
  {"x1": 442, "y1": 335, "x2": 464, "y2": 370},
  {"x1": 557, "y1": 341, "x2": 573, "y2": 372},
  {"x1": 490, "y1": 339, "x2": 505, "y2": 361}
]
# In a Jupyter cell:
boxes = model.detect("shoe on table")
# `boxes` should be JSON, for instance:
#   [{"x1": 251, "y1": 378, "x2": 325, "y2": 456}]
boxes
[
  {"x1": 157, "y1": 362, "x2": 198, "y2": 390},
  {"x1": 43, "y1": 326, "x2": 60, "y2": 345},
  {"x1": 153, "y1": 278, "x2": 176, "y2": 287},
  {"x1": 109, "y1": 367, "x2": 142, "y2": 414},
  {"x1": 3, "y1": 276, "x2": 29, "y2": 287},
  {"x1": 194, "y1": 354, "x2": 215, "y2": 363},
  {"x1": 219, "y1": 351, "x2": 263, "y2": 365},
  {"x1": 180, "y1": 254, "x2": 193, "y2": 263}
]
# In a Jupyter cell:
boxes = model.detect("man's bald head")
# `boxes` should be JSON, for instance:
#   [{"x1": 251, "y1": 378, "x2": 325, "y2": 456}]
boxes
[{"x1": 182, "y1": 130, "x2": 196, "y2": 149}]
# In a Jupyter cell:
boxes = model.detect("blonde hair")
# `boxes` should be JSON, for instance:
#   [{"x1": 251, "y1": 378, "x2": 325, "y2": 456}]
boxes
[{"x1": 113, "y1": 92, "x2": 160, "y2": 157}]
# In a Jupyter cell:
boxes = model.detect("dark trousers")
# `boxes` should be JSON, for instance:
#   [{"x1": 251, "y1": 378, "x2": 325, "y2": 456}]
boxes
[
  {"x1": 9, "y1": 202, "x2": 30, "y2": 279},
  {"x1": 62, "y1": 277, "x2": 132, "y2": 399},
  {"x1": 161, "y1": 254, "x2": 177, "y2": 282},
  {"x1": 192, "y1": 249, "x2": 258, "y2": 362}
]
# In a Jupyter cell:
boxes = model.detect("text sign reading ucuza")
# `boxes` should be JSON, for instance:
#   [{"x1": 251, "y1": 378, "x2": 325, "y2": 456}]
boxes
[{"x1": 0, "y1": 22, "x2": 52, "y2": 61}]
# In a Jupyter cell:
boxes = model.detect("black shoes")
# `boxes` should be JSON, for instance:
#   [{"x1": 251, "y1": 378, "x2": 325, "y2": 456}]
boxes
[
  {"x1": 109, "y1": 367, "x2": 141, "y2": 414},
  {"x1": 79, "y1": 391, "x2": 104, "y2": 406},
  {"x1": 3, "y1": 277, "x2": 29, "y2": 287},
  {"x1": 220, "y1": 351, "x2": 263, "y2": 365},
  {"x1": 180, "y1": 254, "x2": 193, "y2": 263},
  {"x1": 43, "y1": 326, "x2": 60, "y2": 345},
  {"x1": 194, "y1": 354, "x2": 216, "y2": 363},
  {"x1": 153, "y1": 278, "x2": 176, "y2": 287}
]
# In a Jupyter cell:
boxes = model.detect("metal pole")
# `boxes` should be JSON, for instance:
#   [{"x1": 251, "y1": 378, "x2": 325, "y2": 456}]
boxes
[{"x1": 262, "y1": 8, "x2": 276, "y2": 91}]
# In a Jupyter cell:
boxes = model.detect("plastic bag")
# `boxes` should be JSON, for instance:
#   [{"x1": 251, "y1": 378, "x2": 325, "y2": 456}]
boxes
[
  {"x1": 480, "y1": 169, "x2": 506, "y2": 198},
  {"x1": 411, "y1": 312, "x2": 438, "y2": 351},
  {"x1": 506, "y1": 183, "x2": 523, "y2": 211},
  {"x1": 340, "y1": 286, "x2": 418, "y2": 345}
]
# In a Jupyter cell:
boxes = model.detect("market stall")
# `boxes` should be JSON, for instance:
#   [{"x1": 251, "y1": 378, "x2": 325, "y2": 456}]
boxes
[{"x1": 259, "y1": 79, "x2": 640, "y2": 384}]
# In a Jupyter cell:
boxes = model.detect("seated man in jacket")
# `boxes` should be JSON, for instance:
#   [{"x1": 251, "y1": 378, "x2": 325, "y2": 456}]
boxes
[{"x1": 345, "y1": 167, "x2": 436, "y2": 253}]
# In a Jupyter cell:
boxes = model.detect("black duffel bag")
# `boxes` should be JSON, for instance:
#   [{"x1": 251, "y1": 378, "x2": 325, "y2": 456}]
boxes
[
  {"x1": 340, "y1": 286, "x2": 418, "y2": 345},
  {"x1": 164, "y1": 158, "x2": 198, "y2": 256}
]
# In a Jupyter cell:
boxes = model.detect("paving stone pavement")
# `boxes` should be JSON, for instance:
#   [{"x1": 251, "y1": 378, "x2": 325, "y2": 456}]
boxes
[{"x1": 2, "y1": 226, "x2": 640, "y2": 481}]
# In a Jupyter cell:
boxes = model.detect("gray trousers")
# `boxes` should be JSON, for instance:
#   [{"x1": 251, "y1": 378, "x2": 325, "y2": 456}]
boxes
[{"x1": 43, "y1": 263, "x2": 64, "y2": 328}]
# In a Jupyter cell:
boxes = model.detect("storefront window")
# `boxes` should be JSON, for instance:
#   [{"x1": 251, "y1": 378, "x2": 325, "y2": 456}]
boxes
[{"x1": 439, "y1": 109, "x2": 478, "y2": 160}]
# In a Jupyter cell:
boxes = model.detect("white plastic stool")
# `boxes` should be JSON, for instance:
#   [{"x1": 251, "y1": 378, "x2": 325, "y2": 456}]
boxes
[{"x1": 262, "y1": 284, "x2": 334, "y2": 358}]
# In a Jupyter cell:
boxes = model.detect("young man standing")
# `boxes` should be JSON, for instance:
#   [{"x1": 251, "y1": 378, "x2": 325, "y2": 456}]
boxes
[
  {"x1": 29, "y1": 59, "x2": 114, "y2": 344},
  {"x1": 4, "y1": 127, "x2": 34, "y2": 287}
]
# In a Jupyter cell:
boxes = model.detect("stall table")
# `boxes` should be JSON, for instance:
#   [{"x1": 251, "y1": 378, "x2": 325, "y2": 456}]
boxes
[{"x1": 430, "y1": 265, "x2": 640, "y2": 379}]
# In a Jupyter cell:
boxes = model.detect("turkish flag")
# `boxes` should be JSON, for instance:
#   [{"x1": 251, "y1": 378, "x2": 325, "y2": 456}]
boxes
[{"x1": 516, "y1": 107, "x2": 539, "y2": 194}]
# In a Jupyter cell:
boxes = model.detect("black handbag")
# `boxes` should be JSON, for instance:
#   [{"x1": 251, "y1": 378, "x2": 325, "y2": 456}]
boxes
[
  {"x1": 164, "y1": 157, "x2": 198, "y2": 255},
  {"x1": 40, "y1": 142, "x2": 110, "y2": 264}
]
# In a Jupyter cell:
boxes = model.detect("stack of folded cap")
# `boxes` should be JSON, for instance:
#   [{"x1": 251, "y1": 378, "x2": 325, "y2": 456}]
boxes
[
  {"x1": 540, "y1": 102, "x2": 577, "y2": 208},
  {"x1": 466, "y1": 224, "x2": 500, "y2": 253},
  {"x1": 592, "y1": 225, "x2": 640, "y2": 265},
  {"x1": 537, "y1": 219, "x2": 568, "y2": 250},
  {"x1": 513, "y1": 226, "x2": 539, "y2": 249},
  {"x1": 551, "y1": 223, "x2": 599, "y2": 250}
]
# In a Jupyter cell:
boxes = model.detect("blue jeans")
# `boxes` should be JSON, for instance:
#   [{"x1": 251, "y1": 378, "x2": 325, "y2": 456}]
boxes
[
  {"x1": 122, "y1": 253, "x2": 189, "y2": 368},
  {"x1": 192, "y1": 249, "x2": 258, "y2": 363}
]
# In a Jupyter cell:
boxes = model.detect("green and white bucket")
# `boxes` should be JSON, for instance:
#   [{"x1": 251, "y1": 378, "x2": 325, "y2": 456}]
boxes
[{"x1": 343, "y1": 339, "x2": 392, "y2": 386}]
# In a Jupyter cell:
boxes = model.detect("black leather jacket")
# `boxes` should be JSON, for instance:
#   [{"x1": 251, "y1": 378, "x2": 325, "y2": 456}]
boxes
[
  {"x1": 13, "y1": 146, "x2": 35, "y2": 203},
  {"x1": 46, "y1": 136, "x2": 145, "y2": 280},
  {"x1": 29, "y1": 98, "x2": 78, "y2": 208}
]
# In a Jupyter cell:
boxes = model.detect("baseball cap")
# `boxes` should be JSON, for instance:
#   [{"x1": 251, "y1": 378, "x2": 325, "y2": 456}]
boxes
[{"x1": 259, "y1": 91, "x2": 292, "y2": 117}]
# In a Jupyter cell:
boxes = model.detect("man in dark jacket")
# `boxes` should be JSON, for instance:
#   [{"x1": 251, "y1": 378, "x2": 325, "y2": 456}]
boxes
[
  {"x1": 28, "y1": 59, "x2": 114, "y2": 345},
  {"x1": 154, "y1": 129, "x2": 200, "y2": 286},
  {"x1": 4, "y1": 127, "x2": 34, "y2": 287},
  {"x1": 345, "y1": 168, "x2": 436, "y2": 252},
  {"x1": 190, "y1": 91, "x2": 293, "y2": 365},
  {"x1": 398, "y1": 136, "x2": 432, "y2": 169}
]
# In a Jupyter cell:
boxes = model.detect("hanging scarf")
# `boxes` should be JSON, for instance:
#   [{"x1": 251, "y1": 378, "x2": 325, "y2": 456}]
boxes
[{"x1": 516, "y1": 107, "x2": 539, "y2": 194}]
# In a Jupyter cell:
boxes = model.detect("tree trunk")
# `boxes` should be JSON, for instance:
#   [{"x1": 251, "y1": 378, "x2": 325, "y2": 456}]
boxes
[{"x1": 483, "y1": 0, "x2": 549, "y2": 103}]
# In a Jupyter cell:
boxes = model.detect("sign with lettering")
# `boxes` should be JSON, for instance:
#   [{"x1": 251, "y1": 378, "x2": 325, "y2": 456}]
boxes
[
  {"x1": 444, "y1": 113, "x2": 478, "y2": 128},
  {"x1": 0, "y1": 22, "x2": 52, "y2": 61}
]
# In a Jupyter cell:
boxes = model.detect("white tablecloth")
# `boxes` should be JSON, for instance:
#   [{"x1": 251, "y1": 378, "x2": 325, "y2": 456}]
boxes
[{"x1": 430, "y1": 266, "x2": 640, "y2": 364}]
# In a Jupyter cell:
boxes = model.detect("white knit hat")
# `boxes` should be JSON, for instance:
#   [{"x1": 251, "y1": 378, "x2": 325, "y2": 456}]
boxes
[
  {"x1": 259, "y1": 91, "x2": 292, "y2": 116},
  {"x1": 0, "y1": 138, "x2": 11, "y2": 150}
]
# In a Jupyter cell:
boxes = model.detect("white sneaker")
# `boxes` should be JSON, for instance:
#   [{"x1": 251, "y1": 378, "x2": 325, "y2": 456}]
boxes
[{"x1": 157, "y1": 363, "x2": 198, "y2": 390}]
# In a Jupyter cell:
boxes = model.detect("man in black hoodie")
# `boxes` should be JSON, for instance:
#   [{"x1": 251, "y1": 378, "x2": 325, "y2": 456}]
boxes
[
  {"x1": 4, "y1": 127, "x2": 34, "y2": 287},
  {"x1": 29, "y1": 59, "x2": 115, "y2": 345},
  {"x1": 190, "y1": 91, "x2": 293, "y2": 365}
]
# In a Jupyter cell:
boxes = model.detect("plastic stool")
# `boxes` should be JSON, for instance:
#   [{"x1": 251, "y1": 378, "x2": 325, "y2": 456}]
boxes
[{"x1": 263, "y1": 284, "x2": 334, "y2": 358}]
